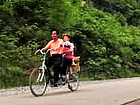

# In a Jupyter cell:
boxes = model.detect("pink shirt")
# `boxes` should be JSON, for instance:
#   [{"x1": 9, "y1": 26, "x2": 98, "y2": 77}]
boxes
[{"x1": 63, "y1": 41, "x2": 74, "y2": 59}]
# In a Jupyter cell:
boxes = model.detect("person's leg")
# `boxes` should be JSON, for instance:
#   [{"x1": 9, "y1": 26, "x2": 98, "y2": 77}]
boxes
[
  {"x1": 53, "y1": 55, "x2": 62, "y2": 84},
  {"x1": 45, "y1": 56, "x2": 54, "y2": 83},
  {"x1": 61, "y1": 58, "x2": 67, "y2": 76},
  {"x1": 66, "y1": 59, "x2": 72, "y2": 66},
  {"x1": 61, "y1": 58, "x2": 72, "y2": 76}
]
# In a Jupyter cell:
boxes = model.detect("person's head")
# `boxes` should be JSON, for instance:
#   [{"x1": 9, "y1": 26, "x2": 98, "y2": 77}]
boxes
[
  {"x1": 62, "y1": 33, "x2": 71, "y2": 42},
  {"x1": 51, "y1": 29, "x2": 59, "y2": 40}
]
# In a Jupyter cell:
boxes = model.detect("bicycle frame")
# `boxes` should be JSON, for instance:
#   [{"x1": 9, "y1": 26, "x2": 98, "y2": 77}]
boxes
[{"x1": 36, "y1": 49, "x2": 50, "y2": 82}]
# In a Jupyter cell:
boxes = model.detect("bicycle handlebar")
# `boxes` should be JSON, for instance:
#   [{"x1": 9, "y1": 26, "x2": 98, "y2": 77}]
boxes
[{"x1": 35, "y1": 49, "x2": 57, "y2": 55}]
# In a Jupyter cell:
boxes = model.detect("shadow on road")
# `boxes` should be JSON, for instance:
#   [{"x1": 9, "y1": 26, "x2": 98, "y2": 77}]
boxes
[
  {"x1": 40, "y1": 86, "x2": 89, "y2": 97},
  {"x1": 44, "y1": 90, "x2": 71, "y2": 96},
  {"x1": 28, "y1": 88, "x2": 87, "y2": 98}
]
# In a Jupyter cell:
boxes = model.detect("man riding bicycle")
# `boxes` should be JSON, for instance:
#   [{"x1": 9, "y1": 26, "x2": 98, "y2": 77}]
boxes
[{"x1": 36, "y1": 29, "x2": 63, "y2": 87}]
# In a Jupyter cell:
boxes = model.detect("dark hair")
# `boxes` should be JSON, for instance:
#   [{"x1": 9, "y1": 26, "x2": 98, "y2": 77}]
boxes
[
  {"x1": 51, "y1": 29, "x2": 59, "y2": 35},
  {"x1": 62, "y1": 33, "x2": 71, "y2": 39}
]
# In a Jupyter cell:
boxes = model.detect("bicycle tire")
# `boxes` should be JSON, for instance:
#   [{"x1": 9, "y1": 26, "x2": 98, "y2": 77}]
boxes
[
  {"x1": 68, "y1": 72, "x2": 79, "y2": 91},
  {"x1": 29, "y1": 68, "x2": 48, "y2": 96}
]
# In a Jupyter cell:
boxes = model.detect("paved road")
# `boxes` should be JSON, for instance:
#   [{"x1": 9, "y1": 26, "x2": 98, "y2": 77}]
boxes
[{"x1": 0, "y1": 78, "x2": 140, "y2": 105}]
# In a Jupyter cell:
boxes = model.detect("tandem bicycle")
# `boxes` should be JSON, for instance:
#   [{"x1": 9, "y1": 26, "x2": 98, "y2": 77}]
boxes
[{"x1": 29, "y1": 49, "x2": 80, "y2": 97}]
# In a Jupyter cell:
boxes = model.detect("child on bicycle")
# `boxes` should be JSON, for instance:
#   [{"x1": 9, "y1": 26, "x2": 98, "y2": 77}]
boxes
[{"x1": 61, "y1": 34, "x2": 74, "y2": 78}]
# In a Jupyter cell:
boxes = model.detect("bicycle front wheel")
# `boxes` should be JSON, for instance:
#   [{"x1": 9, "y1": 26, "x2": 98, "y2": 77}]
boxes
[
  {"x1": 68, "y1": 72, "x2": 79, "y2": 91},
  {"x1": 29, "y1": 68, "x2": 48, "y2": 97}
]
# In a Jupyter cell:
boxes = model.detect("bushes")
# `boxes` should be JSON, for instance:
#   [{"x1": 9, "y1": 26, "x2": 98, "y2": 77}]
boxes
[
  {"x1": 72, "y1": 7, "x2": 140, "y2": 79},
  {"x1": 0, "y1": 0, "x2": 78, "y2": 88},
  {"x1": 0, "y1": 0, "x2": 140, "y2": 88},
  {"x1": 91, "y1": 0, "x2": 140, "y2": 26}
]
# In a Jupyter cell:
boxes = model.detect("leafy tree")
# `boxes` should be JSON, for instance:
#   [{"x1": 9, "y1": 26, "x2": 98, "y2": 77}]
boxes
[
  {"x1": 0, "y1": 0, "x2": 140, "y2": 88},
  {"x1": 90, "y1": 0, "x2": 140, "y2": 26}
]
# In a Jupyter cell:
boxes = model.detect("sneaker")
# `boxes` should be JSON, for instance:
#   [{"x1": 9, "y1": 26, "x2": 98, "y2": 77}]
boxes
[
  {"x1": 61, "y1": 75, "x2": 66, "y2": 82},
  {"x1": 61, "y1": 75, "x2": 66, "y2": 85},
  {"x1": 50, "y1": 82, "x2": 58, "y2": 87},
  {"x1": 53, "y1": 83, "x2": 58, "y2": 87}
]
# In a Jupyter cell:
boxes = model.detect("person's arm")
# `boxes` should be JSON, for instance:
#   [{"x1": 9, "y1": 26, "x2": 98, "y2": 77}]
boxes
[
  {"x1": 63, "y1": 43, "x2": 74, "y2": 54},
  {"x1": 63, "y1": 49, "x2": 73, "y2": 53},
  {"x1": 35, "y1": 41, "x2": 52, "y2": 54},
  {"x1": 41, "y1": 41, "x2": 52, "y2": 51}
]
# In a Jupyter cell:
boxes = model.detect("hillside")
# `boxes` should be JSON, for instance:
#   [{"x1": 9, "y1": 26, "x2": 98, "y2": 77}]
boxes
[{"x1": 0, "y1": 0, "x2": 140, "y2": 88}]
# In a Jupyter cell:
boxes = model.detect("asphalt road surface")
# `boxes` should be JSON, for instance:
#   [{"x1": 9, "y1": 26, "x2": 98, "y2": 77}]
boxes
[{"x1": 0, "y1": 78, "x2": 140, "y2": 105}]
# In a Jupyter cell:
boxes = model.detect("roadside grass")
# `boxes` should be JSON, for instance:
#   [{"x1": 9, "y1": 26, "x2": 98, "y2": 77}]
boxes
[{"x1": 79, "y1": 71, "x2": 140, "y2": 81}]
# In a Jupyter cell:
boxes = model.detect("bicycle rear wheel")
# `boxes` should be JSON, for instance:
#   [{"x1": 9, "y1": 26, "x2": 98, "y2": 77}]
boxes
[
  {"x1": 29, "y1": 68, "x2": 48, "y2": 96},
  {"x1": 68, "y1": 72, "x2": 79, "y2": 91}
]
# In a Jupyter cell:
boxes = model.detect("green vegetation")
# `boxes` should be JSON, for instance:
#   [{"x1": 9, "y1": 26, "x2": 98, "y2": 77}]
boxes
[
  {"x1": 0, "y1": 0, "x2": 140, "y2": 88},
  {"x1": 90, "y1": 0, "x2": 140, "y2": 26}
]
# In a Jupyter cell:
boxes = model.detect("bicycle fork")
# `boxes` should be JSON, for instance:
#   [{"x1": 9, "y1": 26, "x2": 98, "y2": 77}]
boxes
[{"x1": 37, "y1": 61, "x2": 46, "y2": 82}]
